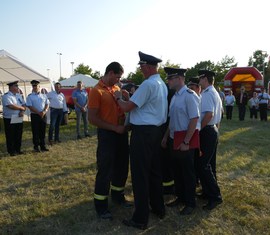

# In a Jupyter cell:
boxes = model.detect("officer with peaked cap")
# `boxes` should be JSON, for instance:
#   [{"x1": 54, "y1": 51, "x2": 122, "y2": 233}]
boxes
[
  {"x1": 137, "y1": 51, "x2": 162, "y2": 65},
  {"x1": 2, "y1": 81, "x2": 26, "y2": 156},
  {"x1": 26, "y1": 80, "x2": 50, "y2": 152},
  {"x1": 114, "y1": 51, "x2": 167, "y2": 230},
  {"x1": 197, "y1": 69, "x2": 223, "y2": 210},
  {"x1": 31, "y1": 80, "x2": 40, "y2": 85},
  {"x1": 162, "y1": 67, "x2": 200, "y2": 215}
]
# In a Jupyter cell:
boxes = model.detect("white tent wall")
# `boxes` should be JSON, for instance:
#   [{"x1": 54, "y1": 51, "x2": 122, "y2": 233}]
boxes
[{"x1": 60, "y1": 74, "x2": 98, "y2": 87}]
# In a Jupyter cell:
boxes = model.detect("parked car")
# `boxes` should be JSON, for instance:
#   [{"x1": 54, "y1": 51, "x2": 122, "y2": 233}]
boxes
[{"x1": 60, "y1": 87, "x2": 92, "y2": 110}]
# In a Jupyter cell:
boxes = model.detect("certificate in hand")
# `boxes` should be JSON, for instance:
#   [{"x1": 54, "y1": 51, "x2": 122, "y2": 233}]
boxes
[
  {"x1": 173, "y1": 129, "x2": 200, "y2": 150},
  {"x1": 10, "y1": 114, "x2": 23, "y2": 124}
]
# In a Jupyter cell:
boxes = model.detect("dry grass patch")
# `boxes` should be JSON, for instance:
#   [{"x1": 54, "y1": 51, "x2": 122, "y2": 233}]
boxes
[{"x1": 0, "y1": 111, "x2": 270, "y2": 234}]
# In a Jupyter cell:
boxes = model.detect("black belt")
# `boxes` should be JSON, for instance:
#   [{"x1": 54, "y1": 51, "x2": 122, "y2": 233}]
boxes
[{"x1": 50, "y1": 107, "x2": 63, "y2": 110}]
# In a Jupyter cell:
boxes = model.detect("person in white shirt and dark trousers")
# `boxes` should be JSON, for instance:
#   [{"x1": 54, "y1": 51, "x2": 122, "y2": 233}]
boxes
[
  {"x1": 47, "y1": 82, "x2": 68, "y2": 144},
  {"x1": 257, "y1": 88, "x2": 269, "y2": 121},
  {"x1": 224, "y1": 90, "x2": 235, "y2": 120},
  {"x1": 248, "y1": 92, "x2": 259, "y2": 119}
]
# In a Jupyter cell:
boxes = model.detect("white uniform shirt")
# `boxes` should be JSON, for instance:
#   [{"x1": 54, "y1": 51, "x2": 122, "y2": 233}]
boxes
[
  {"x1": 225, "y1": 95, "x2": 235, "y2": 106},
  {"x1": 26, "y1": 92, "x2": 49, "y2": 113},
  {"x1": 249, "y1": 97, "x2": 259, "y2": 108},
  {"x1": 130, "y1": 74, "x2": 168, "y2": 126},
  {"x1": 169, "y1": 86, "x2": 200, "y2": 139},
  {"x1": 47, "y1": 91, "x2": 68, "y2": 112},
  {"x1": 258, "y1": 92, "x2": 270, "y2": 104},
  {"x1": 200, "y1": 85, "x2": 222, "y2": 126},
  {"x1": 2, "y1": 91, "x2": 26, "y2": 118}
]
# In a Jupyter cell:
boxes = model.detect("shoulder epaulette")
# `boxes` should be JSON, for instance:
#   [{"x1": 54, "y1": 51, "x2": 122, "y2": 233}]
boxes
[{"x1": 186, "y1": 89, "x2": 194, "y2": 94}]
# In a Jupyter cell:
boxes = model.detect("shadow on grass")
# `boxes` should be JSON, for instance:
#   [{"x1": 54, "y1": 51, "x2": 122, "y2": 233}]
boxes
[{"x1": 1, "y1": 196, "x2": 216, "y2": 235}]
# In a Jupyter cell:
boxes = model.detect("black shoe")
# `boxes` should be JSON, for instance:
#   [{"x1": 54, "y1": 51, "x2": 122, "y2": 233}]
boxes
[
  {"x1": 203, "y1": 199, "x2": 223, "y2": 210},
  {"x1": 48, "y1": 140, "x2": 54, "y2": 145},
  {"x1": 97, "y1": 210, "x2": 113, "y2": 220},
  {"x1": 9, "y1": 152, "x2": 16, "y2": 156},
  {"x1": 77, "y1": 135, "x2": 82, "y2": 140},
  {"x1": 122, "y1": 219, "x2": 147, "y2": 230},
  {"x1": 151, "y1": 209, "x2": 165, "y2": 219},
  {"x1": 112, "y1": 198, "x2": 133, "y2": 208},
  {"x1": 163, "y1": 186, "x2": 175, "y2": 195},
  {"x1": 119, "y1": 200, "x2": 133, "y2": 208},
  {"x1": 33, "y1": 146, "x2": 41, "y2": 152},
  {"x1": 85, "y1": 134, "x2": 90, "y2": 137},
  {"x1": 55, "y1": 140, "x2": 61, "y2": 143},
  {"x1": 180, "y1": 206, "x2": 194, "y2": 215},
  {"x1": 40, "y1": 147, "x2": 49, "y2": 152},
  {"x1": 166, "y1": 198, "x2": 182, "y2": 207}
]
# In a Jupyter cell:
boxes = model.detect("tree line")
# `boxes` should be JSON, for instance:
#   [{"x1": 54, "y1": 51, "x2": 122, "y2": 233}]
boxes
[{"x1": 62, "y1": 50, "x2": 270, "y2": 88}]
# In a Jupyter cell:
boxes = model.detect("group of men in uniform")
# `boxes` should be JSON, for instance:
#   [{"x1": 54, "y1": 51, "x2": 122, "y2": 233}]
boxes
[
  {"x1": 88, "y1": 51, "x2": 223, "y2": 230},
  {"x1": 2, "y1": 80, "x2": 68, "y2": 155},
  {"x1": 1, "y1": 50, "x2": 224, "y2": 230}
]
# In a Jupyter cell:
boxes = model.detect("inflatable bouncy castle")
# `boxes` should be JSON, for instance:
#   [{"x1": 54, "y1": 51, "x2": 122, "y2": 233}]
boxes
[{"x1": 224, "y1": 67, "x2": 263, "y2": 97}]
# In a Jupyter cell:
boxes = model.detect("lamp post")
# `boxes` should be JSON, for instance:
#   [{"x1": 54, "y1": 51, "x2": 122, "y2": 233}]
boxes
[
  {"x1": 70, "y1": 62, "x2": 74, "y2": 76},
  {"x1": 57, "y1": 52, "x2": 62, "y2": 79}
]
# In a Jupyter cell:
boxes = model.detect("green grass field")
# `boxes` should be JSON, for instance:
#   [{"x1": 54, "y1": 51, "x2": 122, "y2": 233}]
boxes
[{"x1": 0, "y1": 109, "x2": 269, "y2": 235}]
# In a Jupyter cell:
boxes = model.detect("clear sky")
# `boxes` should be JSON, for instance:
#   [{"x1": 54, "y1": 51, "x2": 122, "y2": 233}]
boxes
[{"x1": 1, "y1": 0, "x2": 269, "y2": 81}]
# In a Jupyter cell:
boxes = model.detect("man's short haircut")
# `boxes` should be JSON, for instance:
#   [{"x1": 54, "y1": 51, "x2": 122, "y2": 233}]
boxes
[
  {"x1": 207, "y1": 76, "x2": 214, "y2": 84},
  {"x1": 105, "y1": 62, "x2": 124, "y2": 75}
]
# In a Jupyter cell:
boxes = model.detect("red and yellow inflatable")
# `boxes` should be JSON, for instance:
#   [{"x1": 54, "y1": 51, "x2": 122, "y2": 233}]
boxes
[{"x1": 224, "y1": 67, "x2": 263, "y2": 96}]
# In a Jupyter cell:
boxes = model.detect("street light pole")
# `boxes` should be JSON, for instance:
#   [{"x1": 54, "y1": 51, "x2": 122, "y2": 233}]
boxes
[
  {"x1": 70, "y1": 62, "x2": 74, "y2": 76},
  {"x1": 57, "y1": 52, "x2": 62, "y2": 79}
]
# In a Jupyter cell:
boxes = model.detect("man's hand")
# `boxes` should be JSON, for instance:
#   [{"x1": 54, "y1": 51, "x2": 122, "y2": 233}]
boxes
[
  {"x1": 179, "y1": 143, "x2": 189, "y2": 151},
  {"x1": 113, "y1": 125, "x2": 125, "y2": 134},
  {"x1": 114, "y1": 91, "x2": 122, "y2": 100},
  {"x1": 121, "y1": 90, "x2": 130, "y2": 101},
  {"x1": 161, "y1": 136, "x2": 168, "y2": 148}
]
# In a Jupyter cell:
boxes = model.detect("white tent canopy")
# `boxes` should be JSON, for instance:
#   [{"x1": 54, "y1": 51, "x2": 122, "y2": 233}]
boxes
[
  {"x1": 60, "y1": 74, "x2": 98, "y2": 87},
  {"x1": 0, "y1": 50, "x2": 53, "y2": 119},
  {"x1": 0, "y1": 49, "x2": 50, "y2": 83}
]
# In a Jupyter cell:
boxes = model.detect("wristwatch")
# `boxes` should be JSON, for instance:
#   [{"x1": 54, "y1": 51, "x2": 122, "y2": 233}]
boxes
[
  {"x1": 183, "y1": 141, "x2": 189, "y2": 145},
  {"x1": 116, "y1": 97, "x2": 121, "y2": 101}
]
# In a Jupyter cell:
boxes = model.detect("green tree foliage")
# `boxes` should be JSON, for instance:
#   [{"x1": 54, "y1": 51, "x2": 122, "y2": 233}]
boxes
[
  {"x1": 91, "y1": 71, "x2": 101, "y2": 80},
  {"x1": 126, "y1": 68, "x2": 144, "y2": 85},
  {"x1": 74, "y1": 63, "x2": 100, "y2": 80},
  {"x1": 185, "y1": 60, "x2": 215, "y2": 80},
  {"x1": 214, "y1": 56, "x2": 237, "y2": 86},
  {"x1": 248, "y1": 50, "x2": 269, "y2": 87},
  {"x1": 74, "y1": 63, "x2": 92, "y2": 75}
]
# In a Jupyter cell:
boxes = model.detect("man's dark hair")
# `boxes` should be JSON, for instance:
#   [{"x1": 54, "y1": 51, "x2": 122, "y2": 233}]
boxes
[
  {"x1": 206, "y1": 76, "x2": 214, "y2": 84},
  {"x1": 105, "y1": 62, "x2": 124, "y2": 75}
]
